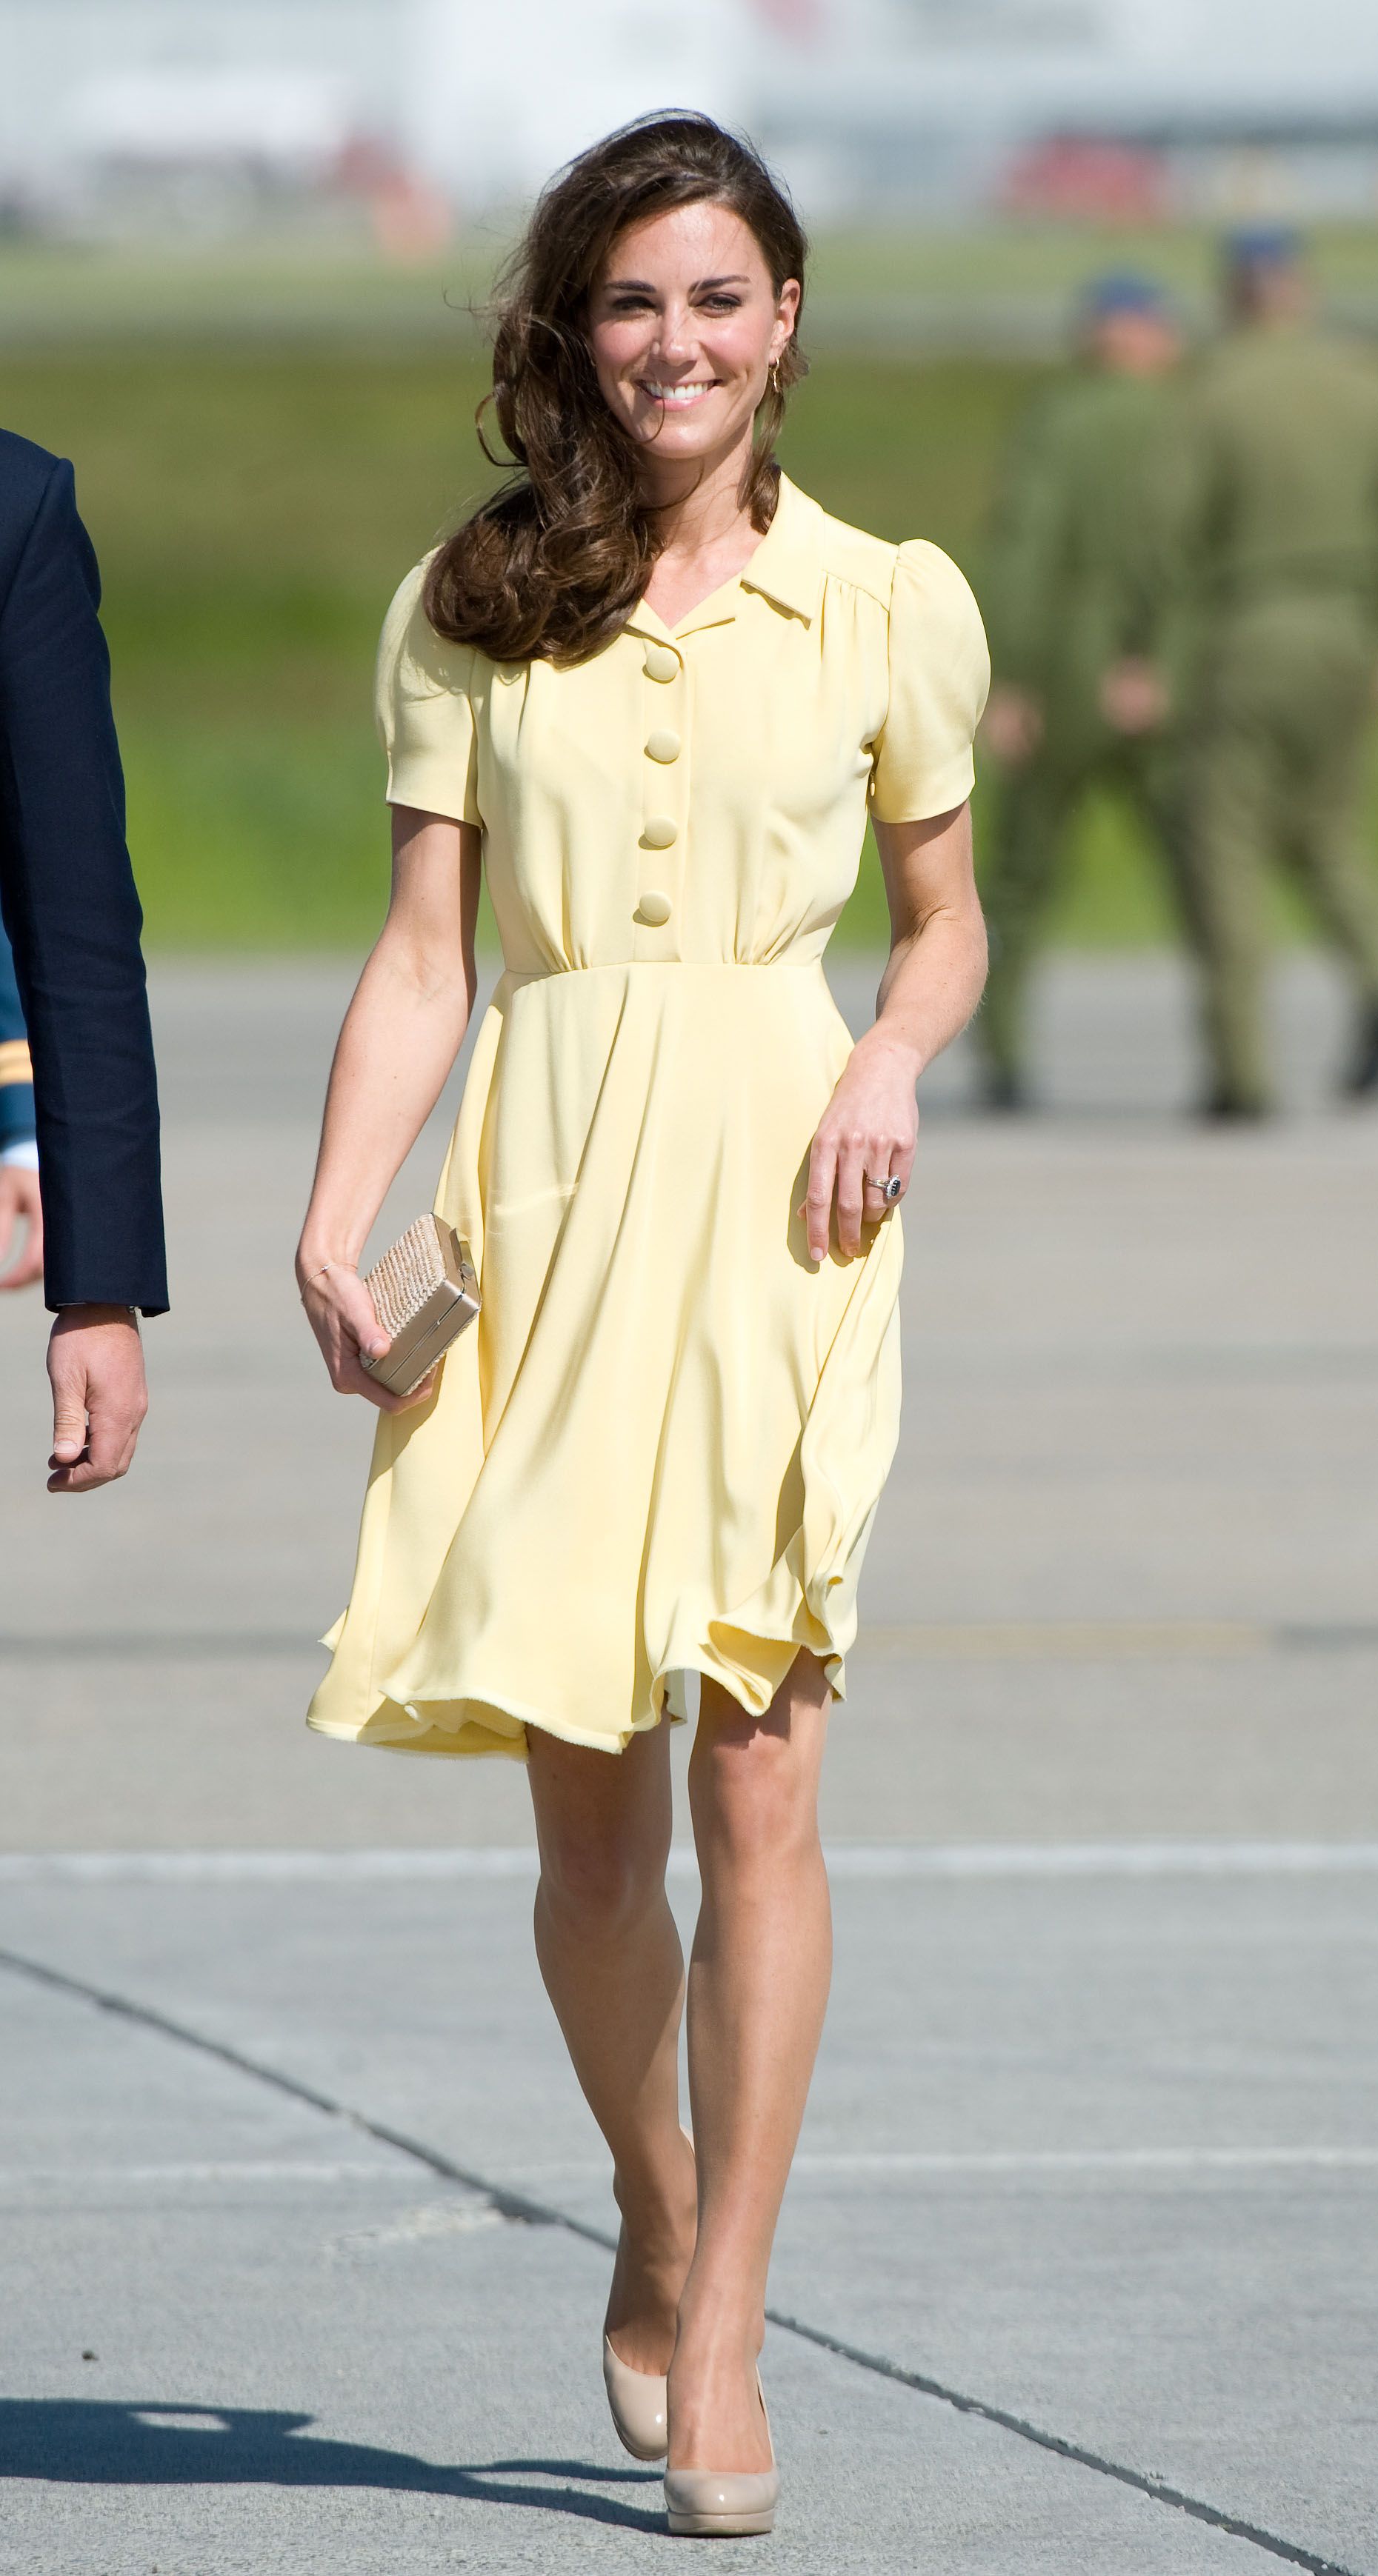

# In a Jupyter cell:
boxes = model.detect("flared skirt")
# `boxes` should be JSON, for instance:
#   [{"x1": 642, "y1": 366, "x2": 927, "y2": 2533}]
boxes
[{"x1": 306, "y1": 958, "x2": 902, "y2": 1758}]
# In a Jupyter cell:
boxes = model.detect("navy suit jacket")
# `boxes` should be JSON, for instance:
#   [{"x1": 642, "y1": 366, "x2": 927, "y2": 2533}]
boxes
[{"x1": 0, "y1": 428, "x2": 167, "y2": 1312}]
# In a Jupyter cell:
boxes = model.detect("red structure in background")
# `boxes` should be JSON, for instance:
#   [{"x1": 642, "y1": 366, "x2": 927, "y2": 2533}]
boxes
[
  {"x1": 333, "y1": 133, "x2": 453, "y2": 257},
  {"x1": 1002, "y1": 137, "x2": 1170, "y2": 223},
  {"x1": 747, "y1": 0, "x2": 824, "y2": 36}
]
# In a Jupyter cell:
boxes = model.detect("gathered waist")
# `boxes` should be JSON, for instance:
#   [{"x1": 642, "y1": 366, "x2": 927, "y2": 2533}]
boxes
[
  {"x1": 495, "y1": 957, "x2": 833, "y2": 998},
  {"x1": 482, "y1": 955, "x2": 853, "y2": 1061}
]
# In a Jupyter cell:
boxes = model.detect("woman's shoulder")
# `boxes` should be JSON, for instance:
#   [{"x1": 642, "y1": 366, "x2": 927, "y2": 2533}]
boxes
[
  {"x1": 805, "y1": 493, "x2": 980, "y2": 627},
  {"x1": 887, "y1": 538, "x2": 985, "y2": 647},
  {"x1": 379, "y1": 553, "x2": 480, "y2": 694},
  {"x1": 381, "y1": 552, "x2": 444, "y2": 650}
]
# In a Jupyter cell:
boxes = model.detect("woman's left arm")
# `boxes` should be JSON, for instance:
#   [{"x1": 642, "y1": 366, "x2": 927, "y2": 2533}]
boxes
[{"x1": 803, "y1": 803, "x2": 987, "y2": 1263}]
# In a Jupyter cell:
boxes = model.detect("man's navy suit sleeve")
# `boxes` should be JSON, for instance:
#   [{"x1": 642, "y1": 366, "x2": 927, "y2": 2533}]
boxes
[{"x1": 0, "y1": 448, "x2": 167, "y2": 1311}]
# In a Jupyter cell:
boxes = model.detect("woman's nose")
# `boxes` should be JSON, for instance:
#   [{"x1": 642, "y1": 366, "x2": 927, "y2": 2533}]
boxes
[{"x1": 653, "y1": 304, "x2": 695, "y2": 360}]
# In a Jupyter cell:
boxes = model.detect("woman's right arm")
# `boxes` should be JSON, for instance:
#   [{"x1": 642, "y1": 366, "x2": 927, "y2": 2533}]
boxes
[{"x1": 296, "y1": 806, "x2": 481, "y2": 1409}]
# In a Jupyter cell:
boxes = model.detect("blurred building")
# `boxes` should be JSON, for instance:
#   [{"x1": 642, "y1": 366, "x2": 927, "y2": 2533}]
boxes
[
  {"x1": 0, "y1": 0, "x2": 1377, "y2": 233},
  {"x1": 0, "y1": 0, "x2": 392, "y2": 237},
  {"x1": 765, "y1": 0, "x2": 1378, "y2": 219}
]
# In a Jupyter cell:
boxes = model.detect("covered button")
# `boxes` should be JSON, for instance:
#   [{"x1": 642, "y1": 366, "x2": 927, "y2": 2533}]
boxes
[
  {"x1": 642, "y1": 816, "x2": 678, "y2": 850},
  {"x1": 638, "y1": 891, "x2": 673, "y2": 927},
  {"x1": 644, "y1": 645, "x2": 680, "y2": 683},
  {"x1": 645, "y1": 728, "x2": 681, "y2": 763}
]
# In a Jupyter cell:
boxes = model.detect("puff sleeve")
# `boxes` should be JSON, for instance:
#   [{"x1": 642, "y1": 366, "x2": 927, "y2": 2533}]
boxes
[
  {"x1": 374, "y1": 558, "x2": 481, "y2": 827},
  {"x1": 869, "y1": 539, "x2": 991, "y2": 823}
]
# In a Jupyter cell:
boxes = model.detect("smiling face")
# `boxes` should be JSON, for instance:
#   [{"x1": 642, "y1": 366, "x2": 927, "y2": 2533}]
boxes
[{"x1": 586, "y1": 200, "x2": 799, "y2": 487}]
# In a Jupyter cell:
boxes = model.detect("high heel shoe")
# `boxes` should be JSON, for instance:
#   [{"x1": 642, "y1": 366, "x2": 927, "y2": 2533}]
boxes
[
  {"x1": 602, "y1": 2126, "x2": 693, "y2": 2462},
  {"x1": 603, "y1": 2334, "x2": 670, "y2": 2460},
  {"x1": 664, "y1": 2370, "x2": 779, "y2": 2537}
]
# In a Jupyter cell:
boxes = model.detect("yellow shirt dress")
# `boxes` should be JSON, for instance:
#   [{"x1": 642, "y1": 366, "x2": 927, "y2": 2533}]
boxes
[{"x1": 307, "y1": 475, "x2": 989, "y2": 1761}]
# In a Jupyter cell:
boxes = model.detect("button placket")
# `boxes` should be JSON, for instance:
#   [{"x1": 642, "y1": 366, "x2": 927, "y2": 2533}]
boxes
[{"x1": 637, "y1": 639, "x2": 687, "y2": 938}]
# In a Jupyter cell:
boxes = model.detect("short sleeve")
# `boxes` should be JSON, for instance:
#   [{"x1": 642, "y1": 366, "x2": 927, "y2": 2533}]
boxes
[
  {"x1": 869, "y1": 540, "x2": 991, "y2": 823},
  {"x1": 374, "y1": 558, "x2": 481, "y2": 827}
]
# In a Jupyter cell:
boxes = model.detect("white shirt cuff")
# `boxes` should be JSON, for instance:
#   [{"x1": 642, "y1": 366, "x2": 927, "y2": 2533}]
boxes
[{"x1": 1, "y1": 1138, "x2": 39, "y2": 1170}]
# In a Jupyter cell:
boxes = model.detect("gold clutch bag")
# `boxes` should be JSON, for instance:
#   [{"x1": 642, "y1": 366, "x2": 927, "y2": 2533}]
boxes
[{"x1": 361, "y1": 1214, "x2": 480, "y2": 1398}]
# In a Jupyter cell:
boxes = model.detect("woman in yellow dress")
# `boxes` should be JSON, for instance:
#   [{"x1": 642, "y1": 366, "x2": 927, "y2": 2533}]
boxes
[{"x1": 297, "y1": 113, "x2": 988, "y2": 2537}]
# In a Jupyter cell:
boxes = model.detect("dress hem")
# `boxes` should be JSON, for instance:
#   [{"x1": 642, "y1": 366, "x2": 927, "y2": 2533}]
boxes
[{"x1": 306, "y1": 1631, "x2": 848, "y2": 1761}]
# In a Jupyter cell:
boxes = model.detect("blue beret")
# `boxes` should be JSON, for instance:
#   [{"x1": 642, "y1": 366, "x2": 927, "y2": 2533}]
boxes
[
  {"x1": 1079, "y1": 272, "x2": 1169, "y2": 321},
  {"x1": 1224, "y1": 225, "x2": 1303, "y2": 269}
]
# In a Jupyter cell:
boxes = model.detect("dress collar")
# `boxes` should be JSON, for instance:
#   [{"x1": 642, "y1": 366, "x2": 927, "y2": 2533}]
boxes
[
  {"x1": 738, "y1": 474, "x2": 825, "y2": 623},
  {"x1": 624, "y1": 474, "x2": 825, "y2": 644}
]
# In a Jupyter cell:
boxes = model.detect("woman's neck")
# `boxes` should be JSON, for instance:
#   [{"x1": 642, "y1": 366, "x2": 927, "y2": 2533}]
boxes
[
  {"x1": 637, "y1": 430, "x2": 768, "y2": 626},
  {"x1": 641, "y1": 430, "x2": 757, "y2": 564}
]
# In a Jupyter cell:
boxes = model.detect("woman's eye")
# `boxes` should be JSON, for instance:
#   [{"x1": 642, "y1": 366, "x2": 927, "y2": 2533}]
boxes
[{"x1": 701, "y1": 296, "x2": 742, "y2": 313}]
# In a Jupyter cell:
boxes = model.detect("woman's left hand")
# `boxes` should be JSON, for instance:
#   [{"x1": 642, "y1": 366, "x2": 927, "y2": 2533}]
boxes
[{"x1": 802, "y1": 1030, "x2": 918, "y2": 1263}]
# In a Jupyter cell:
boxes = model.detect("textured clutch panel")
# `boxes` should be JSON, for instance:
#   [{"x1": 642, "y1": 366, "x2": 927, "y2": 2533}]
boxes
[{"x1": 362, "y1": 1214, "x2": 480, "y2": 1397}]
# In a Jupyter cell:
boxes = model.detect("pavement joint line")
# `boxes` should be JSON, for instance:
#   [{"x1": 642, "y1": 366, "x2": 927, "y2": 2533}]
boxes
[
  {"x1": 0, "y1": 1939, "x2": 1359, "y2": 2576},
  {"x1": 0, "y1": 1945, "x2": 573, "y2": 2237},
  {"x1": 791, "y1": 2146, "x2": 1378, "y2": 2175},
  {"x1": 4, "y1": 1841, "x2": 1378, "y2": 1881},
  {"x1": 0, "y1": 2149, "x2": 1372, "y2": 2187},
  {"x1": 763, "y1": 2309, "x2": 1365, "y2": 2576},
  {"x1": 4, "y1": 1619, "x2": 1378, "y2": 1660},
  {"x1": 0, "y1": 2161, "x2": 419, "y2": 2186},
  {"x1": 488, "y1": 2147, "x2": 1378, "y2": 2183}
]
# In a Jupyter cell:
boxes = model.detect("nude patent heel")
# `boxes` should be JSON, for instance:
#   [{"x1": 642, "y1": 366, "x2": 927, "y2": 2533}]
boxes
[
  {"x1": 664, "y1": 2370, "x2": 779, "y2": 2538},
  {"x1": 603, "y1": 2334, "x2": 670, "y2": 2460},
  {"x1": 603, "y1": 2125, "x2": 694, "y2": 2462}
]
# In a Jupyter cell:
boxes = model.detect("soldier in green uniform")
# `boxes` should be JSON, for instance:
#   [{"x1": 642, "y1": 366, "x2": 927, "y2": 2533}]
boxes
[
  {"x1": 1162, "y1": 228, "x2": 1378, "y2": 1114},
  {"x1": 976, "y1": 274, "x2": 1184, "y2": 1107}
]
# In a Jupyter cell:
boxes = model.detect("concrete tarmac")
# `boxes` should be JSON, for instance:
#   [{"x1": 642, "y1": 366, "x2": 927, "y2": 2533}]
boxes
[{"x1": 1, "y1": 953, "x2": 1375, "y2": 2573}]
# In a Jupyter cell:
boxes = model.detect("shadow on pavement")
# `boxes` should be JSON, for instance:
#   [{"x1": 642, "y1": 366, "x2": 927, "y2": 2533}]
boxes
[{"x1": 0, "y1": 2402, "x2": 665, "y2": 2531}]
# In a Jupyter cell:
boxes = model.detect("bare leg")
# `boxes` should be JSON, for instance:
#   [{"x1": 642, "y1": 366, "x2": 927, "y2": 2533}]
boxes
[
  {"x1": 670, "y1": 1650, "x2": 833, "y2": 2472},
  {"x1": 526, "y1": 1720, "x2": 697, "y2": 2375}
]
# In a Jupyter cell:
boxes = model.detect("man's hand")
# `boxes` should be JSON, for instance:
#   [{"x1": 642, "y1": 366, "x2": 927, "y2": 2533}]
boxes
[
  {"x1": 980, "y1": 683, "x2": 1045, "y2": 767},
  {"x1": 0, "y1": 1161, "x2": 43, "y2": 1289},
  {"x1": 1099, "y1": 657, "x2": 1171, "y2": 737},
  {"x1": 47, "y1": 1305, "x2": 148, "y2": 1493}
]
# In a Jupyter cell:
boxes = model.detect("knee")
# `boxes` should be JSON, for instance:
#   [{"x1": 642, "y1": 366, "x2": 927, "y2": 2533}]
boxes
[
  {"x1": 536, "y1": 1828, "x2": 668, "y2": 1939},
  {"x1": 693, "y1": 1721, "x2": 819, "y2": 1875}
]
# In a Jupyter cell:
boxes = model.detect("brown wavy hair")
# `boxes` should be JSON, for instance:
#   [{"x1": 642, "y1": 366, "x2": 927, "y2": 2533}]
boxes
[{"x1": 423, "y1": 113, "x2": 808, "y2": 667}]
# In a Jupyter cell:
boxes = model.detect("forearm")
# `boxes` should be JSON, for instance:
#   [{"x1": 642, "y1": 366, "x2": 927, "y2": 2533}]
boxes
[
  {"x1": 803, "y1": 850, "x2": 985, "y2": 1263},
  {"x1": 873, "y1": 904, "x2": 988, "y2": 1081},
  {"x1": 298, "y1": 931, "x2": 473, "y2": 1273}
]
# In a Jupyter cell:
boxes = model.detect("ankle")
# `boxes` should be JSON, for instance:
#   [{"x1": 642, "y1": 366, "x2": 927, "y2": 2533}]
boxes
[
  {"x1": 614, "y1": 2203, "x2": 694, "y2": 2278},
  {"x1": 613, "y1": 2135, "x2": 696, "y2": 2229},
  {"x1": 670, "y1": 2300, "x2": 762, "y2": 2377}
]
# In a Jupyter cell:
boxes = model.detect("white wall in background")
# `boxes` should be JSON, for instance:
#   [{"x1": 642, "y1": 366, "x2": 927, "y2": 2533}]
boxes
[
  {"x1": 0, "y1": 0, "x2": 394, "y2": 184},
  {"x1": 0, "y1": 0, "x2": 1375, "y2": 213},
  {"x1": 401, "y1": 0, "x2": 768, "y2": 209}
]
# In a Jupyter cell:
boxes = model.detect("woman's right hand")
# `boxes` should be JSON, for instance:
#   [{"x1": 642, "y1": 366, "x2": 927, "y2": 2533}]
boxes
[{"x1": 298, "y1": 1258, "x2": 436, "y2": 1413}]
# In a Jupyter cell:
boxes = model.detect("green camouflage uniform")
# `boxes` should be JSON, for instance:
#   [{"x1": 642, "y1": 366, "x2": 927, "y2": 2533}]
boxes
[
  {"x1": 1168, "y1": 322, "x2": 1378, "y2": 1108},
  {"x1": 978, "y1": 367, "x2": 1183, "y2": 1087}
]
